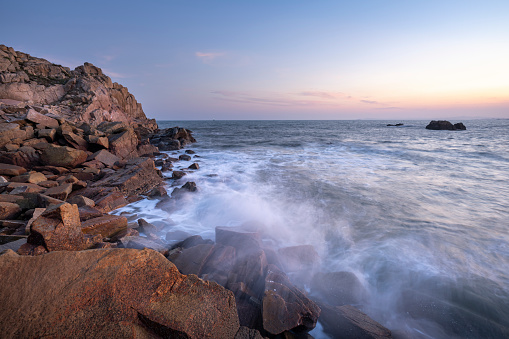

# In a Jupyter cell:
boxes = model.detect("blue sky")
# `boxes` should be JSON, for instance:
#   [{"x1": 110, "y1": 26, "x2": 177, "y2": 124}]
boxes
[{"x1": 2, "y1": 1, "x2": 509, "y2": 120}]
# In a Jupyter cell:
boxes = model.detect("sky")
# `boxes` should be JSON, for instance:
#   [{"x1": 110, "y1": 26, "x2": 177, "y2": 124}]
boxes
[{"x1": 2, "y1": 0, "x2": 509, "y2": 120}]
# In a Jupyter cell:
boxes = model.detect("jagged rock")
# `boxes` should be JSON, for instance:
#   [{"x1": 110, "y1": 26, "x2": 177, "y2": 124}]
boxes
[
  {"x1": 171, "y1": 170, "x2": 186, "y2": 179},
  {"x1": 310, "y1": 271, "x2": 368, "y2": 306},
  {"x1": 78, "y1": 205, "x2": 105, "y2": 221},
  {"x1": 216, "y1": 225, "x2": 263, "y2": 257},
  {"x1": 426, "y1": 120, "x2": 466, "y2": 130},
  {"x1": 28, "y1": 202, "x2": 89, "y2": 251},
  {"x1": 0, "y1": 248, "x2": 240, "y2": 338},
  {"x1": 37, "y1": 128, "x2": 57, "y2": 141},
  {"x1": 92, "y1": 157, "x2": 162, "y2": 196},
  {"x1": 10, "y1": 171, "x2": 47, "y2": 184},
  {"x1": 87, "y1": 135, "x2": 109, "y2": 149},
  {"x1": 171, "y1": 181, "x2": 197, "y2": 197},
  {"x1": 7, "y1": 182, "x2": 45, "y2": 194},
  {"x1": 40, "y1": 144, "x2": 87, "y2": 167},
  {"x1": 87, "y1": 149, "x2": 121, "y2": 167},
  {"x1": 0, "y1": 123, "x2": 31, "y2": 147},
  {"x1": 81, "y1": 214, "x2": 128, "y2": 238},
  {"x1": 188, "y1": 163, "x2": 200, "y2": 170},
  {"x1": 25, "y1": 108, "x2": 59, "y2": 128},
  {"x1": 0, "y1": 202, "x2": 22, "y2": 220},
  {"x1": 0, "y1": 163, "x2": 27, "y2": 176},
  {"x1": 97, "y1": 121, "x2": 128, "y2": 134},
  {"x1": 67, "y1": 194, "x2": 95, "y2": 207},
  {"x1": 262, "y1": 265, "x2": 321, "y2": 335},
  {"x1": 108, "y1": 128, "x2": 139, "y2": 159},
  {"x1": 43, "y1": 183, "x2": 73, "y2": 201},
  {"x1": 318, "y1": 303, "x2": 392, "y2": 339},
  {"x1": 235, "y1": 326, "x2": 264, "y2": 339},
  {"x1": 94, "y1": 191, "x2": 128, "y2": 213},
  {"x1": 1, "y1": 146, "x2": 40, "y2": 168}
]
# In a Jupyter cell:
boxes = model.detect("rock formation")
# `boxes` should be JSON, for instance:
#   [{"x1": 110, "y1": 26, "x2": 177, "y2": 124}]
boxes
[
  {"x1": 0, "y1": 44, "x2": 156, "y2": 129},
  {"x1": 426, "y1": 120, "x2": 466, "y2": 130}
]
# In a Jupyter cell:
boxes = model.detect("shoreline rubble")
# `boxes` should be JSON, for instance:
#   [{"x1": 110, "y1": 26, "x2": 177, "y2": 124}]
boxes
[{"x1": 0, "y1": 44, "x2": 392, "y2": 338}]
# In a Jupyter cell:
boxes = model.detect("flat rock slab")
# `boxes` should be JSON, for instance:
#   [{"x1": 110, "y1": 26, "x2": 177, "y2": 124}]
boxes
[
  {"x1": 0, "y1": 163, "x2": 27, "y2": 176},
  {"x1": 25, "y1": 108, "x2": 59, "y2": 128},
  {"x1": 0, "y1": 248, "x2": 240, "y2": 338},
  {"x1": 81, "y1": 214, "x2": 128, "y2": 238}
]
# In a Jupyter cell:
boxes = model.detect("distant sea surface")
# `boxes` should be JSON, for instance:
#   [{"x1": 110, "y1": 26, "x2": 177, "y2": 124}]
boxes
[{"x1": 126, "y1": 120, "x2": 509, "y2": 338}]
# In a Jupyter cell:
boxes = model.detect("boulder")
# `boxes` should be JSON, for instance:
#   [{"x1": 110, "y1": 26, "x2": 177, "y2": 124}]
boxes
[
  {"x1": 28, "y1": 202, "x2": 88, "y2": 251},
  {"x1": 87, "y1": 135, "x2": 109, "y2": 149},
  {"x1": 0, "y1": 163, "x2": 27, "y2": 176},
  {"x1": 43, "y1": 183, "x2": 73, "y2": 201},
  {"x1": 87, "y1": 149, "x2": 121, "y2": 167},
  {"x1": 0, "y1": 123, "x2": 30, "y2": 147},
  {"x1": 0, "y1": 248, "x2": 240, "y2": 338},
  {"x1": 425, "y1": 120, "x2": 466, "y2": 130},
  {"x1": 216, "y1": 225, "x2": 262, "y2": 257},
  {"x1": 10, "y1": 171, "x2": 47, "y2": 184},
  {"x1": 171, "y1": 170, "x2": 186, "y2": 179},
  {"x1": 108, "y1": 128, "x2": 139, "y2": 159},
  {"x1": 67, "y1": 194, "x2": 95, "y2": 207},
  {"x1": 179, "y1": 154, "x2": 192, "y2": 161},
  {"x1": 235, "y1": 327, "x2": 264, "y2": 339},
  {"x1": 92, "y1": 157, "x2": 163, "y2": 196},
  {"x1": 94, "y1": 191, "x2": 128, "y2": 213},
  {"x1": 25, "y1": 108, "x2": 59, "y2": 128},
  {"x1": 81, "y1": 214, "x2": 128, "y2": 238},
  {"x1": 188, "y1": 163, "x2": 200, "y2": 170},
  {"x1": 0, "y1": 202, "x2": 21, "y2": 219},
  {"x1": 40, "y1": 144, "x2": 88, "y2": 167},
  {"x1": 38, "y1": 128, "x2": 57, "y2": 141},
  {"x1": 310, "y1": 271, "x2": 368, "y2": 306},
  {"x1": 278, "y1": 245, "x2": 320, "y2": 273},
  {"x1": 318, "y1": 303, "x2": 392, "y2": 339},
  {"x1": 262, "y1": 265, "x2": 321, "y2": 335}
]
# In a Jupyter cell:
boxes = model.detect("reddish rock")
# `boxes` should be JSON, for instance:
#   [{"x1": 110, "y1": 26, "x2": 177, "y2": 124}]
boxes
[
  {"x1": 148, "y1": 184, "x2": 167, "y2": 197},
  {"x1": 81, "y1": 214, "x2": 128, "y2": 238},
  {"x1": 188, "y1": 163, "x2": 200, "y2": 170},
  {"x1": 0, "y1": 248, "x2": 240, "y2": 338},
  {"x1": 87, "y1": 135, "x2": 109, "y2": 149},
  {"x1": 310, "y1": 271, "x2": 368, "y2": 306},
  {"x1": 94, "y1": 191, "x2": 128, "y2": 213},
  {"x1": 137, "y1": 143, "x2": 159, "y2": 156},
  {"x1": 235, "y1": 326, "x2": 264, "y2": 339},
  {"x1": 38, "y1": 180, "x2": 60, "y2": 188},
  {"x1": 0, "y1": 195, "x2": 23, "y2": 203},
  {"x1": 92, "y1": 157, "x2": 163, "y2": 196},
  {"x1": 318, "y1": 303, "x2": 392, "y2": 339},
  {"x1": 216, "y1": 225, "x2": 262, "y2": 257},
  {"x1": 67, "y1": 194, "x2": 95, "y2": 207},
  {"x1": 171, "y1": 181, "x2": 197, "y2": 197},
  {"x1": 37, "y1": 128, "x2": 57, "y2": 141},
  {"x1": 262, "y1": 265, "x2": 321, "y2": 335},
  {"x1": 179, "y1": 154, "x2": 192, "y2": 161},
  {"x1": 25, "y1": 109, "x2": 59, "y2": 128},
  {"x1": 1, "y1": 146, "x2": 40, "y2": 168},
  {"x1": 10, "y1": 171, "x2": 47, "y2": 184},
  {"x1": 0, "y1": 163, "x2": 27, "y2": 176},
  {"x1": 29, "y1": 202, "x2": 88, "y2": 251},
  {"x1": 17, "y1": 242, "x2": 48, "y2": 256},
  {"x1": 108, "y1": 128, "x2": 139, "y2": 159},
  {"x1": 78, "y1": 205, "x2": 105, "y2": 221},
  {"x1": 230, "y1": 249, "x2": 268, "y2": 297},
  {"x1": 7, "y1": 182, "x2": 45, "y2": 194},
  {"x1": 43, "y1": 183, "x2": 73, "y2": 201},
  {"x1": 171, "y1": 243, "x2": 216, "y2": 275},
  {"x1": 87, "y1": 149, "x2": 121, "y2": 167},
  {"x1": 40, "y1": 144, "x2": 87, "y2": 167},
  {"x1": 109, "y1": 227, "x2": 139, "y2": 242},
  {"x1": 0, "y1": 202, "x2": 21, "y2": 219}
]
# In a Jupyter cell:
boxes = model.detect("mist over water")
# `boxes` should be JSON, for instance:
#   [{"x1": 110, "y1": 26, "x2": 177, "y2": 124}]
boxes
[{"x1": 122, "y1": 120, "x2": 509, "y2": 338}]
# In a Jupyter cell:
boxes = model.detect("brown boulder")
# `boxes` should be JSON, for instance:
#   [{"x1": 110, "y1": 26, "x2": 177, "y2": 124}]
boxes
[
  {"x1": 0, "y1": 248, "x2": 240, "y2": 338},
  {"x1": 0, "y1": 163, "x2": 27, "y2": 176},
  {"x1": 38, "y1": 128, "x2": 57, "y2": 141},
  {"x1": 0, "y1": 201, "x2": 21, "y2": 219},
  {"x1": 43, "y1": 182, "x2": 73, "y2": 201},
  {"x1": 25, "y1": 108, "x2": 60, "y2": 128},
  {"x1": 29, "y1": 202, "x2": 88, "y2": 251},
  {"x1": 262, "y1": 265, "x2": 321, "y2": 335},
  {"x1": 10, "y1": 171, "x2": 47, "y2": 184},
  {"x1": 216, "y1": 225, "x2": 262, "y2": 257},
  {"x1": 81, "y1": 214, "x2": 128, "y2": 238},
  {"x1": 40, "y1": 144, "x2": 87, "y2": 167},
  {"x1": 94, "y1": 191, "x2": 128, "y2": 212},
  {"x1": 87, "y1": 149, "x2": 121, "y2": 167},
  {"x1": 92, "y1": 157, "x2": 162, "y2": 196},
  {"x1": 278, "y1": 245, "x2": 320, "y2": 273},
  {"x1": 108, "y1": 128, "x2": 139, "y2": 159}
]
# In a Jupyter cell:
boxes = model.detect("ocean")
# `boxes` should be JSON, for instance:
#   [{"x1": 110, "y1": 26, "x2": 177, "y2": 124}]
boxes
[{"x1": 119, "y1": 119, "x2": 509, "y2": 338}]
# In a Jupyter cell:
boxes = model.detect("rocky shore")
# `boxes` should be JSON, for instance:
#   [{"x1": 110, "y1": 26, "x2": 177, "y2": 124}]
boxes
[{"x1": 0, "y1": 45, "x2": 392, "y2": 338}]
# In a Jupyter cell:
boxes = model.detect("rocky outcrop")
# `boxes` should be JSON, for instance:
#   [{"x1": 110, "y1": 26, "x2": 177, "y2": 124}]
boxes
[
  {"x1": 426, "y1": 120, "x2": 466, "y2": 130},
  {"x1": 0, "y1": 248, "x2": 240, "y2": 338},
  {"x1": 0, "y1": 44, "x2": 155, "y2": 130}
]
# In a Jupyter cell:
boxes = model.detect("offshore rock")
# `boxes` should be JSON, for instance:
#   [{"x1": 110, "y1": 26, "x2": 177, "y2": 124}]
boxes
[
  {"x1": 425, "y1": 120, "x2": 466, "y2": 130},
  {"x1": 310, "y1": 271, "x2": 368, "y2": 306},
  {"x1": 0, "y1": 248, "x2": 240, "y2": 338}
]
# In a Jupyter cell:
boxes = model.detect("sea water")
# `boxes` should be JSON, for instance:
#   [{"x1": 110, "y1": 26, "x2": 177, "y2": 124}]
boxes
[{"x1": 119, "y1": 120, "x2": 509, "y2": 338}]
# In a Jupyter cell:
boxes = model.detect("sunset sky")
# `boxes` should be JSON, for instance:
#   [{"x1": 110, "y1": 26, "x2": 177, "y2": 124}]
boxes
[{"x1": 2, "y1": 1, "x2": 508, "y2": 120}]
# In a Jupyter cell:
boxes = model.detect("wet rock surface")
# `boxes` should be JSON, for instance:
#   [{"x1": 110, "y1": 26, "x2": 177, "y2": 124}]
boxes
[{"x1": 426, "y1": 120, "x2": 466, "y2": 130}]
